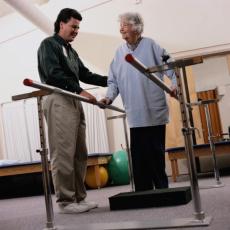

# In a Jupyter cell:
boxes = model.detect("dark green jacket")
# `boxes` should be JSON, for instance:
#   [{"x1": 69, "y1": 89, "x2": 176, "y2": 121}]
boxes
[{"x1": 37, "y1": 34, "x2": 107, "y2": 93}]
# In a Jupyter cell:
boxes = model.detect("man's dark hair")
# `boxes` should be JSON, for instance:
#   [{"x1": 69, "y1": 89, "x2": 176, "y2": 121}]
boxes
[{"x1": 54, "y1": 8, "x2": 82, "y2": 33}]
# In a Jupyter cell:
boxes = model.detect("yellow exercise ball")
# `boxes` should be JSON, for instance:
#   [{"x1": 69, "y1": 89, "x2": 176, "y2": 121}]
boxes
[{"x1": 85, "y1": 166, "x2": 109, "y2": 189}]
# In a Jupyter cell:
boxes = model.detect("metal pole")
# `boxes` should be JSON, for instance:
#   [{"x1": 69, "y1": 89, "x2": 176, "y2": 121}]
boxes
[
  {"x1": 22, "y1": 80, "x2": 124, "y2": 229},
  {"x1": 176, "y1": 67, "x2": 205, "y2": 220},
  {"x1": 23, "y1": 61, "x2": 212, "y2": 228},
  {"x1": 182, "y1": 67, "x2": 201, "y2": 173},
  {"x1": 125, "y1": 54, "x2": 173, "y2": 95},
  {"x1": 107, "y1": 114, "x2": 135, "y2": 192},
  {"x1": 122, "y1": 116, "x2": 135, "y2": 192},
  {"x1": 189, "y1": 99, "x2": 224, "y2": 188},
  {"x1": 23, "y1": 79, "x2": 125, "y2": 114},
  {"x1": 204, "y1": 104, "x2": 222, "y2": 186},
  {"x1": 124, "y1": 55, "x2": 212, "y2": 227},
  {"x1": 37, "y1": 96, "x2": 56, "y2": 230}
]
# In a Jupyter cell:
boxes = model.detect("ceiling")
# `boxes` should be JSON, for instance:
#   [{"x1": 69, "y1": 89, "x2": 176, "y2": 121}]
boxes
[{"x1": 0, "y1": 0, "x2": 49, "y2": 18}]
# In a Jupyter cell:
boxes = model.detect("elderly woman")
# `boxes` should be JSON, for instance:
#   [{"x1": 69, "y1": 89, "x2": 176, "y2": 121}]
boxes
[{"x1": 101, "y1": 12, "x2": 177, "y2": 191}]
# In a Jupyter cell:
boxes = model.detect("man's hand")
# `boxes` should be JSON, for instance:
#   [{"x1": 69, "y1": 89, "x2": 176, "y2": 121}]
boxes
[
  {"x1": 98, "y1": 97, "x2": 112, "y2": 108},
  {"x1": 80, "y1": 90, "x2": 97, "y2": 103}
]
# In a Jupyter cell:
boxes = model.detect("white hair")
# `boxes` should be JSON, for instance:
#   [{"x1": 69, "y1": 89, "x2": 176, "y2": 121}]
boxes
[{"x1": 119, "y1": 12, "x2": 144, "y2": 34}]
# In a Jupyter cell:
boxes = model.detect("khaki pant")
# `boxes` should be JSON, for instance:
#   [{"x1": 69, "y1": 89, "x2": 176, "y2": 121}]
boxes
[{"x1": 43, "y1": 93, "x2": 87, "y2": 203}]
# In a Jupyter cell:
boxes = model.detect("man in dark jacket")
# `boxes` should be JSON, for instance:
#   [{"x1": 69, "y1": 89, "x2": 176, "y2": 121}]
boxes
[{"x1": 37, "y1": 8, "x2": 107, "y2": 214}]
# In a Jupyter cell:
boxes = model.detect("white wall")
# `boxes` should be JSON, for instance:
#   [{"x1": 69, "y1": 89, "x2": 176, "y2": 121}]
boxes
[
  {"x1": 0, "y1": 29, "x2": 46, "y2": 103},
  {"x1": 194, "y1": 57, "x2": 230, "y2": 92},
  {"x1": 78, "y1": 0, "x2": 230, "y2": 54},
  {"x1": 1, "y1": 0, "x2": 230, "y2": 103},
  {"x1": 219, "y1": 84, "x2": 230, "y2": 133}
]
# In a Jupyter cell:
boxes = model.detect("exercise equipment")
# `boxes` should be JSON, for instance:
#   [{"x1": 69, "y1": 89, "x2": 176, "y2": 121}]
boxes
[
  {"x1": 190, "y1": 98, "x2": 224, "y2": 188},
  {"x1": 23, "y1": 79, "x2": 124, "y2": 113},
  {"x1": 85, "y1": 166, "x2": 109, "y2": 189},
  {"x1": 14, "y1": 80, "x2": 124, "y2": 230},
  {"x1": 108, "y1": 150, "x2": 130, "y2": 185},
  {"x1": 21, "y1": 56, "x2": 213, "y2": 229},
  {"x1": 107, "y1": 114, "x2": 134, "y2": 191},
  {"x1": 109, "y1": 186, "x2": 191, "y2": 210},
  {"x1": 119, "y1": 54, "x2": 212, "y2": 228}
]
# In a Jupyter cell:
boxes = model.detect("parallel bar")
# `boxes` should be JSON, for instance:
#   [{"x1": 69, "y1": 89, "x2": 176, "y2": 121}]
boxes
[
  {"x1": 107, "y1": 114, "x2": 135, "y2": 191},
  {"x1": 23, "y1": 79, "x2": 125, "y2": 113},
  {"x1": 12, "y1": 89, "x2": 50, "y2": 101},
  {"x1": 107, "y1": 114, "x2": 126, "y2": 120},
  {"x1": 125, "y1": 54, "x2": 173, "y2": 95},
  {"x1": 124, "y1": 54, "x2": 209, "y2": 223},
  {"x1": 175, "y1": 67, "x2": 205, "y2": 220},
  {"x1": 56, "y1": 216, "x2": 212, "y2": 229},
  {"x1": 189, "y1": 98, "x2": 221, "y2": 106},
  {"x1": 189, "y1": 99, "x2": 224, "y2": 188},
  {"x1": 204, "y1": 104, "x2": 222, "y2": 185},
  {"x1": 36, "y1": 97, "x2": 56, "y2": 230},
  {"x1": 21, "y1": 78, "x2": 124, "y2": 230},
  {"x1": 147, "y1": 56, "x2": 203, "y2": 73},
  {"x1": 122, "y1": 116, "x2": 134, "y2": 192}
]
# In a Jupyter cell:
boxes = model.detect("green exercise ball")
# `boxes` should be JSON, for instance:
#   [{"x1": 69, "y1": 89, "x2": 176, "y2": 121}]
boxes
[{"x1": 108, "y1": 150, "x2": 130, "y2": 185}]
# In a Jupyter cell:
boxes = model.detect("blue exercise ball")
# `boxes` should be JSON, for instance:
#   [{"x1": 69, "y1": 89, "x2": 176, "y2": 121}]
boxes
[{"x1": 108, "y1": 150, "x2": 130, "y2": 185}]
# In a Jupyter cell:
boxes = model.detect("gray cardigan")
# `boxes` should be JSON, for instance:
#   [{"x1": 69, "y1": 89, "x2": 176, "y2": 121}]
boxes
[{"x1": 106, "y1": 37, "x2": 176, "y2": 128}]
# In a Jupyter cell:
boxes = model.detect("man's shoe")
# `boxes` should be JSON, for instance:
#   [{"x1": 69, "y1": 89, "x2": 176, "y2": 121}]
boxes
[
  {"x1": 58, "y1": 202, "x2": 90, "y2": 214},
  {"x1": 78, "y1": 200, "x2": 98, "y2": 209}
]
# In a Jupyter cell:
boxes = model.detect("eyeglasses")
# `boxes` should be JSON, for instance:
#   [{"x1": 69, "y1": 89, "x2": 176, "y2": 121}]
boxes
[{"x1": 120, "y1": 23, "x2": 132, "y2": 28}]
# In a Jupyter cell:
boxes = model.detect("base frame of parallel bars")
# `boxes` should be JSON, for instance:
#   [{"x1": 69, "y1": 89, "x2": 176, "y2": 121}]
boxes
[{"x1": 55, "y1": 216, "x2": 212, "y2": 230}]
